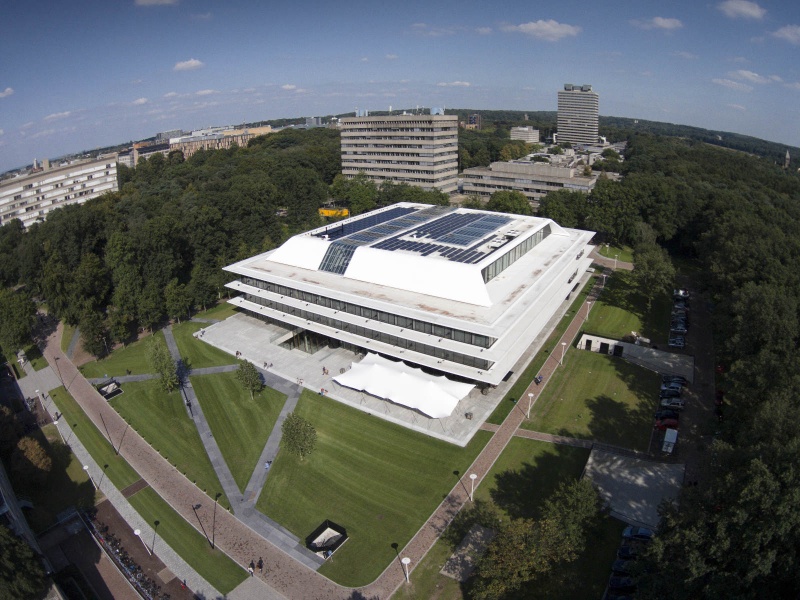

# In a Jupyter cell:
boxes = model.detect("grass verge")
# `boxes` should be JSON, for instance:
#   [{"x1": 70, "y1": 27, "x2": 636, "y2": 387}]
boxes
[
  {"x1": 80, "y1": 331, "x2": 165, "y2": 379},
  {"x1": 110, "y1": 379, "x2": 230, "y2": 509},
  {"x1": 191, "y1": 372, "x2": 286, "y2": 492},
  {"x1": 127, "y1": 487, "x2": 246, "y2": 595},
  {"x1": 194, "y1": 302, "x2": 240, "y2": 321},
  {"x1": 257, "y1": 391, "x2": 491, "y2": 587},
  {"x1": 596, "y1": 244, "x2": 634, "y2": 263},
  {"x1": 61, "y1": 323, "x2": 77, "y2": 354},
  {"x1": 172, "y1": 322, "x2": 236, "y2": 369},
  {"x1": 522, "y1": 351, "x2": 660, "y2": 451}
]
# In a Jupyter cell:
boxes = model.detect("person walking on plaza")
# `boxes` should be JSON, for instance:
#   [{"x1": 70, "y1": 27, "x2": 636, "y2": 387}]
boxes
[{"x1": 257, "y1": 557, "x2": 264, "y2": 573}]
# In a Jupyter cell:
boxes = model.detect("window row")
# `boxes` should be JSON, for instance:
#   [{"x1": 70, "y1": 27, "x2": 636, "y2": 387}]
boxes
[{"x1": 481, "y1": 225, "x2": 551, "y2": 283}]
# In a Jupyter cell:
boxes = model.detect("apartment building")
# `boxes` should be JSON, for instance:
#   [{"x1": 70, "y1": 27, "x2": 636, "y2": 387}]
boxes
[
  {"x1": 340, "y1": 114, "x2": 459, "y2": 193},
  {"x1": 557, "y1": 84, "x2": 599, "y2": 146}
]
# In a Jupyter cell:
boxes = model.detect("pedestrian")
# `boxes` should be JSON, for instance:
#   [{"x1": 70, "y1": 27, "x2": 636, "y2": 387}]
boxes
[
  {"x1": 264, "y1": 361, "x2": 268, "y2": 369},
  {"x1": 257, "y1": 557, "x2": 263, "y2": 573},
  {"x1": 249, "y1": 561, "x2": 255, "y2": 576}
]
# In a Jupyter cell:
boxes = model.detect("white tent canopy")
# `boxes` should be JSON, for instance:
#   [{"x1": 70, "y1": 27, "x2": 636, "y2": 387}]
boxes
[{"x1": 334, "y1": 353, "x2": 474, "y2": 419}]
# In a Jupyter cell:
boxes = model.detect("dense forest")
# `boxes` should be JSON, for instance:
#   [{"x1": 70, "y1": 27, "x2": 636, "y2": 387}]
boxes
[{"x1": 1, "y1": 121, "x2": 800, "y2": 597}]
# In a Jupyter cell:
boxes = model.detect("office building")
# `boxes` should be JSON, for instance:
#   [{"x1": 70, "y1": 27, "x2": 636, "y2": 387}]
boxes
[
  {"x1": 224, "y1": 203, "x2": 594, "y2": 392},
  {"x1": 461, "y1": 160, "x2": 597, "y2": 206},
  {"x1": 510, "y1": 127, "x2": 540, "y2": 144},
  {"x1": 557, "y1": 84, "x2": 599, "y2": 146},
  {"x1": 340, "y1": 114, "x2": 459, "y2": 193},
  {"x1": 464, "y1": 114, "x2": 482, "y2": 130},
  {"x1": 0, "y1": 156, "x2": 118, "y2": 227}
]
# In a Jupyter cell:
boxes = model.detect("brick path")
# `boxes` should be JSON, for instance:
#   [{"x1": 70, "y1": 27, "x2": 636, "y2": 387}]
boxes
[{"x1": 42, "y1": 271, "x2": 604, "y2": 599}]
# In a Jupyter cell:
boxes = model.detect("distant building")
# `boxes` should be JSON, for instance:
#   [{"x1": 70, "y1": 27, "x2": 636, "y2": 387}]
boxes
[
  {"x1": 464, "y1": 114, "x2": 482, "y2": 130},
  {"x1": 305, "y1": 117, "x2": 323, "y2": 128},
  {"x1": 156, "y1": 129, "x2": 184, "y2": 142},
  {"x1": 510, "y1": 126, "x2": 539, "y2": 144},
  {"x1": 461, "y1": 160, "x2": 597, "y2": 207},
  {"x1": 557, "y1": 84, "x2": 599, "y2": 146},
  {"x1": 0, "y1": 155, "x2": 118, "y2": 227},
  {"x1": 340, "y1": 114, "x2": 459, "y2": 193}
]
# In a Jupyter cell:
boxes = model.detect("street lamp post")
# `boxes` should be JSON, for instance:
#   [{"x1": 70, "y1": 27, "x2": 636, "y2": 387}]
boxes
[
  {"x1": 401, "y1": 557, "x2": 411, "y2": 583},
  {"x1": 83, "y1": 465, "x2": 97, "y2": 490},
  {"x1": 134, "y1": 528, "x2": 152, "y2": 556},
  {"x1": 560, "y1": 342, "x2": 567, "y2": 365},
  {"x1": 585, "y1": 301, "x2": 592, "y2": 324},
  {"x1": 614, "y1": 254, "x2": 619, "y2": 269},
  {"x1": 469, "y1": 473, "x2": 477, "y2": 502},
  {"x1": 527, "y1": 393, "x2": 534, "y2": 419},
  {"x1": 602, "y1": 274, "x2": 607, "y2": 288}
]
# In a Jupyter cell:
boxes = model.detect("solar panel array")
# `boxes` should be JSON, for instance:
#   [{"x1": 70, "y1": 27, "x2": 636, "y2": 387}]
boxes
[{"x1": 314, "y1": 206, "x2": 417, "y2": 241}]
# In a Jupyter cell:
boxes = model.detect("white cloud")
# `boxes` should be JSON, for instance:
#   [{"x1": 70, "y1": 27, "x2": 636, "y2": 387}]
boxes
[
  {"x1": 712, "y1": 78, "x2": 754, "y2": 91},
  {"x1": 131, "y1": 78, "x2": 143, "y2": 84},
  {"x1": 630, "y1": 17, "x2": 683, "y2": 30},
  {"x1": 718, "y1": 0, "x2": 766, "y2": 20},
  {"x1": 0, "y1": 129, "x2": 4, "y2": 136},
  {"x1": 164, "y1": 91, "x2": 178, "y2": 98},
  {"x1": 31, "y1": 128, "x2": 56, "y2": 139},
  {"x1": 136, "y1": 0, "x2": 178, "y2": 5},
  {"x1": 191, "y1": 12, "x2": 211, "y2": 20},
  {"x1": 173, "y1": 58, "x2": 204, "y2": 71},
  {"x1": 44, "y1": 111, "x2": 71, "y2": 121},
  {"x1": 410, "y1": 22, "x2": 456, "y2": 37},
  {"x1": 772, "y1": 25, "x2": 800, "y2": 45},
  {"x1": 281, "y1": 84, "x2": 297, "y2": 90},
  {"x1": 361, "y1": 57, "x2": 369, "y2": 62},
  {"x1": 672, "y1": 51, "x2": 698, "y2": 59},
  {"x1": 785, "y1": 82, "x2": 800, "y2": 90},
  {"x1": 476, "y1": 27, "x2": 492, "y2": 35},
  {"x1": 385, "y1": 54, "x2": 398, "y2": 60},
  {"x1": 502, "y1": 20, "x2": 581, "y2": 41},
  {"x1": 729, "y1": 69, "x2": 781, "y2": 84},
  {"x1": 731, "y1": 56, "x2": 749, "y2": 63},
  {"x1": 132, "y1": 97, "x2": 148, "y2": 105},
  {"x1": 727, "y1": 103, "x2": 746, "y2": 111},
  {"x1": 0, "y1": 87, "x2": 13, "y2": 99},
  {"x1": 20, "y1": 121, "x2": 33, "y2": 129},
  {"x1": 437, "y1": 81, "x2": 471, "y2": 87},
  {"x1": 195, "y1": 89, "x2": 217, "y2": 96}
]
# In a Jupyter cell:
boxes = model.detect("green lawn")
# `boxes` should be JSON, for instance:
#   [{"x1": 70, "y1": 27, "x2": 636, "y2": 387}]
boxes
[
  {"x1": 61, "y1": 323, "x2": 77, "y2": 354},
  {"x1": 80, "y1": 332, "x2": 166, "y2": 379},
  {"x1": 172, "y1": 322, "x2": 236, "y2": 370},
  {"x1": 597, "y1": 243, "x2": 634, "y2": 263},
  {"x1": 194, "y1": 302, "x2": 240, "y2": 321},
  {"x1": 127, "y1": 487, "x2": 247, "y2": 595},
  {"x1": 487, "y1": 276, "x2": 598, "y2": 425},
  {"x1": 110, "y1": 379, "x2": 230, "y2": 509},
  {"x1": 257, "y1": 391, "x2": 491, "y2": 587},
  {"x1": 584, "y1": 269, "x2": 672, "y2": 345},
  {"x1": 393, "y1": 439, "x2": 621, "y2": 600},
  {"x1": 522, "y1": 350, "x2": 660, "y2": 451},
  {"x1": 49, "y1": 386, "x2": 141, "y2": 490},
  {"x1": 6, "y1": 342, "x2": 48, "y2": 374},
  {"x1": 191, "y1": 372, "x2": 286, "y2": 492}
]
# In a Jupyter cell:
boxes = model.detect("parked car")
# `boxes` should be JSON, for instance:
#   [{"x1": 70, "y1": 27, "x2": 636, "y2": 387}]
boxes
[
  {"x1": 623, "y1": 526, "x2": 655, "y2": 541},
  {"x1": 670, "y1": 325, "x2": 689, "y2": 335},
  {"x1": 659, "y1": 388, "x2": 682, "y2": 399},
  {"x1": 673, "y1": 288, "x2": 690, "y2": 299},
  {"x1": 662, "y1": 374, "x2": 688, "y2": 385},
  {"x1": 668, "y1": 336, "x2": 686, "y2": 348},
  {"x1": 617, "y1": 545, "x2": 640, "y2": 560},
  {"x1": 655, "y1": 418, "x2": 679, "y2": 431},
  {"x1": 654, "y1": 409, "x2": 680, "y2": 420},
  {"x1": 673, "y1": 300, "x2": 689, "y2": 310},
  {"x1": 611, "y1": 559, "x2": 634, "y2": 575},
  {"x1": 660, "y1": 384, "x2": 683, "y2": 394},
  {"x1": 660, "y1": 397, "x2": 686, "y2": 410},
  {"x1": 608, "y1": 575, "x2": 637, "y2": 592}
]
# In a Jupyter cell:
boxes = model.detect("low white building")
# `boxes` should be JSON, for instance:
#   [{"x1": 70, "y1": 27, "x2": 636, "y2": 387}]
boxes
[
  {"x1": 510, "y1": 126, "x2": 540, "y2": 144},
  {"x1": 0, "y1": 156, "x2": 118, "y2": 228},
  {"x1": 224, "y1": 203, "x2": 594, "y2": 390}
]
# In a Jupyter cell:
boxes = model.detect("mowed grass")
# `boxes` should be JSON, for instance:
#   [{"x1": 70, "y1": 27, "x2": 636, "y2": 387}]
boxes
[
  {"x1": 80, "y1": 332, "x2": 166, "y2": 379},
  {"x1": 522, "y1": 350, "x2": 660, "y2": 451},
  {"x1": 194, "y1": 302, "x2": 240, "y2": 321},
  {"x1": 127, "y1": 487, "x2": 246, "y2": 594},
  {"x1": 257, "y1": 391, "x2": 491, "y2": 587},
  {"x1": 191, "y1": 372, "x2": 286, "y2": 492},
  {"x1": 49, "y1": 386, "x2": 141, "y2": 490},
  {"x1": 585, "y1": 269, "x2": 672, "y2": 345},
  {"x1": 61, "y1": 323, "x2": 77, "y2": 353},
  {"x1": 597, "y1": 244, "x2": 634, "y2": 263},
  {"x1": 110, "y1": 379, "x2": 230, "y2": 509},
  {"x1": 172, "y1": 322, "x2": 236, "y2": 369}
]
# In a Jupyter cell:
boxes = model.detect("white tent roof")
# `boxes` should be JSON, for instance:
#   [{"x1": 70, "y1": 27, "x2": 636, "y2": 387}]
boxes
[{"x1": 333, "y1": 353, "x2": 474, "y2": 419}]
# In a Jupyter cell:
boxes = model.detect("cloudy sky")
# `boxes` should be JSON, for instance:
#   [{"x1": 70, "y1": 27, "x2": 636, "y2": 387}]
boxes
[{"x1": 1, "y1": 0, "x2": 799, "y2": 172}]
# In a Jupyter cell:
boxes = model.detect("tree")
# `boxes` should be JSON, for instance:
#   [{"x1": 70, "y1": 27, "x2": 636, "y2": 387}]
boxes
[
  {"x1": 164, "y1": 278, "x2": 190, "y2": 323},
  {"x1": 79, "y1": 309, "x2": 109, "y2": 358},
  {"x1": 0, "y1": 288, "x2": 35, "y2": 355},
  {"x1": 146, "y1": 339, "x2": 179, "y2": 392},
  {"x1": 281, "y1": 412, "x2": 317, "y2": 461},
  {"x1": 11, "y1": 436, "x2": 52, "y2": 486},
  {"x1": 236, "y1": 359, "x2": 262, "y2": 400},
  {"x1": 632, "y1": 243, "x2": 676, "y2": 309},
  {"x1": 0, "y1": 525, "x2": 47, "y2": 598},
  {"x1": 485, "y1": 190, "x2": 532, "y2": 216}
]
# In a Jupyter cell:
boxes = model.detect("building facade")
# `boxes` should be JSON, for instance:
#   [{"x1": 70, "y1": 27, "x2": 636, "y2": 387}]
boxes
[
  {"x1": 224, "y1": 203, "x2": 594, "y2": 387},
  {"x1": 340, "y1": 114, "x2": 459, "y2": 193},
  {"x1": 461, "y1": 160, "x2": 597, "y2": 206},
  {"x1": 0, "y1": 156, "x2": 118, "y2": 227},
  {"x1": 557, "y1": 84, "x2": 599, "y2": 146},
  {"x1": 510, "y1": 126, "x2": 540, "y2": 144}
]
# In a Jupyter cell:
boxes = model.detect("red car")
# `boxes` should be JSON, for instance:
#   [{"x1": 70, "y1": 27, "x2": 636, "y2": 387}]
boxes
[{"x1": 655, "y1": 418, "x2": 679, "y2": 431}]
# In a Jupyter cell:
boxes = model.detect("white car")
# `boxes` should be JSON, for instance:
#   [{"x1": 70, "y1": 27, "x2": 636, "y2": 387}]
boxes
[
  {"x1": 660, "y1": 397, "x2": 686, "y2": 410},
  {"x1": 673, "y1": 289, "x2": 690, "y2": 299}
]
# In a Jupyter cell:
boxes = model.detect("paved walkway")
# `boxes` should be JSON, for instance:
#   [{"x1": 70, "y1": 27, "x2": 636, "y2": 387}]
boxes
[
  {"x1": 65, "y1": 326, "x2": 81, "y2": 359},
  {"x1": 590, "y1": 247, "x2": 634, "y2": 271}
]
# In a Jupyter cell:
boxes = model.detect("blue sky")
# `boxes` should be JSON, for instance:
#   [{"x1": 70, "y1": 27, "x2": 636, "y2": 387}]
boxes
[{"x1": 1, "y1": 0, "x2": 799, "y2": 173}]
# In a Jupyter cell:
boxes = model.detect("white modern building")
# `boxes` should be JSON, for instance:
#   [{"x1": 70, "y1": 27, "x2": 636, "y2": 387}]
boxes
[
  {"x1": 224, "y1": 203, "x2": 594, "y2": 400},
  {"x1": 461, "y1": 160, "x2": 598, "y2": 206},
  {"x1": 340, "y1": 114, "x2": 459, "y2": 193},
  {"x1": 510, "y1": 126, "x2": 540, "y2": 144},
  {"x1": 0, "y1": 156, "x2": 118, "y2": 228},
  {"x1": 557, "y1": 84, "x2": 599, "y2": 146}
]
